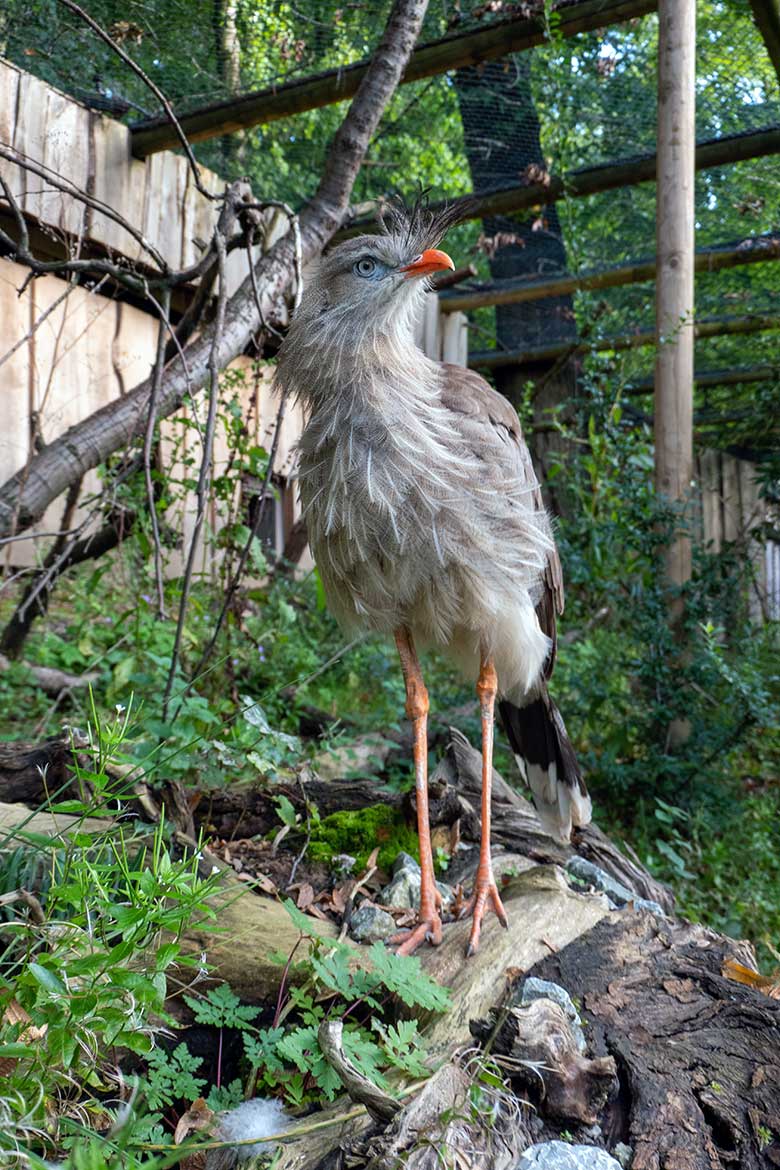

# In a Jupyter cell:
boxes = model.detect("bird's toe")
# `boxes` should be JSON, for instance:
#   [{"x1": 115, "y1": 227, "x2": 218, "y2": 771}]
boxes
[{"x1": 389, "y1": 912, "x2": 443, "y2": 956}]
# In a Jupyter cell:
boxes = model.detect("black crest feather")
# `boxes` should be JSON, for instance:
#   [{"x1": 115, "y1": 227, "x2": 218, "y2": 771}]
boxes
[{"x1": 379, "y1": 190, "x2": 478, "y2": 254}]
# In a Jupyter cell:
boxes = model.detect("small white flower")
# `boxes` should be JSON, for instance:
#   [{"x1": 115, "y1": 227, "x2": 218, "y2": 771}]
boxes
[{"x1": 115, "y1": 703, "x2": 126, "y2": 715}]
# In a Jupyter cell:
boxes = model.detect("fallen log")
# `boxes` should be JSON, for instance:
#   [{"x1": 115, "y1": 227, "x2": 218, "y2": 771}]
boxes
[
  {"x1": 0, "y1": 727, "x2": 672, "y2": 915},
  {"x1": 2, "y1": 732, "x2": 777, "y2": 1167},
  {"x1": 0, "y1": 734, "x2": 84, "y2": 805},
  {"x1": 0, "y1": 654, "x2": 100, "y2": 696},
  {"x1": 530, "y1": 913, "x2": 780, "y2": 1169}
]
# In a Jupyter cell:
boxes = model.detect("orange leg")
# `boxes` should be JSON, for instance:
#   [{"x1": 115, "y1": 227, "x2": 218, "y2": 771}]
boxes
[
  {"x1": 461, "y1": 655, "x2": 508, "y2": 956},
  {"x1": 389, "y1": 627, "x2": 442, "y2": 955}
]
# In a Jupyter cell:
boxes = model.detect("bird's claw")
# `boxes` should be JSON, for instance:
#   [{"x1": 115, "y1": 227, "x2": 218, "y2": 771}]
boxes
[
  {"x1": 389, "y1": 910, "x2": 443, "y2": 956},
  {"x1": 459, "y1": 875, "x2": 508, "y2": 956}
]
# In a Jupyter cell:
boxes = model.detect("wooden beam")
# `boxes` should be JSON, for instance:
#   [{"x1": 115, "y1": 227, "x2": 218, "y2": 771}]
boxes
[
  {"x1": 439, "y1": 235, "x2": 780, "y2": 312},
  {"x1": 623, "y1": 364, "x2": 780, "y2": 394},
  {"x1": 340, "y1": 127, "x2": 780, "y2": 239},
  {"x1": 430, "y1": 263, "x2": 477, "y2": 291},
  {"x1": 130, "y1": 0, "x2": 657, "y2": 156},
  {"x1": 467, "y1": 314, "x2": 780, "y2": 369},
  {"x1": 748, "y1": 0, "x2": 780, "y2": 84}
]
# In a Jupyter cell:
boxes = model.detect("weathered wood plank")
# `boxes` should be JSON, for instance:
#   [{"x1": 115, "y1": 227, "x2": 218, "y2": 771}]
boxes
[{"x1": 0, "y1": 58, "x2": 223, "y2": 272}]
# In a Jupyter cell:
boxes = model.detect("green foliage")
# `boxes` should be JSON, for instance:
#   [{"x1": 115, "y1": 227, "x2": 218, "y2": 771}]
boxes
[
  {"x1": 543, "y1": 385, "x2": 780, "y2": 964},
  {"x1": 0, "y1": 711, "x2": 222, "y2": 1167},
  {"x1": 239, "y1": 901, "x2": 449, "y2": 1107}
]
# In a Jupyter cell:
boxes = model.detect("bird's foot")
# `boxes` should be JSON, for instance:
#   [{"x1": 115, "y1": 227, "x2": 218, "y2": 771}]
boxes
[
  {"x1": 459, "y1": 874, "x2": 508, "y2": 957},
  {"x1": 389, "y1": 907, "x2": 443, "y2": 956}
]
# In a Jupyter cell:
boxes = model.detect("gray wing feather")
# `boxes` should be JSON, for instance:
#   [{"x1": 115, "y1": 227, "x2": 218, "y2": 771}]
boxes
[{"x1": 439, "y1": 362, "x2": 563, "y2": 678}]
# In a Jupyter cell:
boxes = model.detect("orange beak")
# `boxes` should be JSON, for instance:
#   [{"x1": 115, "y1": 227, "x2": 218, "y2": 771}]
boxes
[{"x1": 400, "y1": 248, "x2": 455, "y2": 279}]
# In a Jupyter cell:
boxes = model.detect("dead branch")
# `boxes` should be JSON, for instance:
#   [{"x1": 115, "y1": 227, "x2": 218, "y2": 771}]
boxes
[
  {"x1": 163, "y1": 233, "x2": 228, "y2": 716},
  {"x1": 0, "y1": 147, "x2": 169, "y2": 275},
  {"x1": 142, "y1": 295, "x2": 171, "y2": 620},
  {"x1": 0, "y1": 498, "x2": 138, "y2": 658},
  {"x1": 0, "y1": 0, "x2": 431, "y2": 544},
  {"x1": 318, "y1": 1020, "x2": 401, "y2": 1121},
  {"x1": 0, "y1": 656, "x2": 100, "y2": 697}
]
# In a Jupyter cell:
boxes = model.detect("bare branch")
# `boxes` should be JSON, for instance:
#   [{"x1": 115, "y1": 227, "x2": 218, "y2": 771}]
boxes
[
  {"x1": 0, "y1": 144, "x2": 169, "y2": 274},
  {"x1": 143, "y1": 293, "x2": 171, "y2": 620},
  {"x1": 57, "y1": 0, "x2": 214, "y2": 201},
  {"x1": 0, "y1": 0, "x2": 430, "y2": 543},
  {"x1": 163, "y1": 232, "x2": 228, "y2": 718}
]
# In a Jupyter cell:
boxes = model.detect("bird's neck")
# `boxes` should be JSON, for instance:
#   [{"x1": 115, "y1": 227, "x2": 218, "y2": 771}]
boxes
[{"x1": 276, "y1": 293, "x2": 441, "y2": 419}]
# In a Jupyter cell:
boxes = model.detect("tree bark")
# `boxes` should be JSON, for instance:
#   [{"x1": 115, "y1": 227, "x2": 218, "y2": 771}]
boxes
[
  {"x1": 0, "y1": 0, "x2": 430, "y2": 543},
  {"x1": 655, "y1": 0, "x2": 696, "y2": 748},
  {"x1": 654, "y1": 0, "x2": 696, "y2": 618},
  {"x1": 532, "y1": 914, "x2": 780, "y2": 1168}
]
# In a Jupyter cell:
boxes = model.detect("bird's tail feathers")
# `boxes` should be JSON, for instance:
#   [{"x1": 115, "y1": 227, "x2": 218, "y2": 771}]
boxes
[{"x1": 498, "y1": 692, "x2": 591, "y2": 843}]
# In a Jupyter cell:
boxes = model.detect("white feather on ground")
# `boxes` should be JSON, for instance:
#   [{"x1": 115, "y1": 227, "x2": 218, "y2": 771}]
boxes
[{"x1": 205, "y1": 1099, "x2": 293, "y2": 1169}]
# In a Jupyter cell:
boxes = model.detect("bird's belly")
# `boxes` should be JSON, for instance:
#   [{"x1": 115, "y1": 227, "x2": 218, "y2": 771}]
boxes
[{"x1": 299, "y1": 439, "x2": 551, "y2": 688}]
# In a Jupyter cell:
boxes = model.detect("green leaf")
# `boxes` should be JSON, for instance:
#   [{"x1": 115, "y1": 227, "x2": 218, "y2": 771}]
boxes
[
  {"x1": 274, "y1": 794, "x2": 298, "y2": 828},
  {"x1": 28, "y1": 962, "x2": 66, "y2": 995},
  {"x1": 365, "y1": 944, "x2": 451, "y2": 1012},
  {"x1": 282, "y1": 897, "x2": 315, "y2": 937},
  {"x1": 0, "y1": 1042, "x2": 36, "y2": 1058}
]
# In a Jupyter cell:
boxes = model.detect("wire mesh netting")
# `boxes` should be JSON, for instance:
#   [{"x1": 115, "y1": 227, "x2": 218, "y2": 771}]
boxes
[{"x1": 2, "y1": 0, "x2": 779, "y2": 441}]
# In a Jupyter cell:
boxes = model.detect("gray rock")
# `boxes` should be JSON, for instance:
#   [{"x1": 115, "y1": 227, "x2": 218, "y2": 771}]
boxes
[
  {"x1": 381, "y1": 866, "x2": 453, "y2": 911},
  {"x1": 517, "y1": 1141, "x2": 623, "y2": 1170},
  {"x1": 520, "y1": 978, "x2": 586, "y2": 1053},
  {"x1": 348, "y1": 905, "x2": 396, "y2": 942},
  {"x1": 566, "y1": 857, "x2": 665, "y2": 917},
  {"x1": 612, "y1": 1144, "x2": 633, "y2": 1168},
  {"x1": 392, "y1": 851, "x2": 421, "y2": 876},
  {"x1": 331, "y1": 853, "x2": 357, "y2": 875}
]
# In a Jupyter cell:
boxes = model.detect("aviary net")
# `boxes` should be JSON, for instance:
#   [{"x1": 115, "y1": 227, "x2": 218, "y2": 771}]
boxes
[{"x1": 3, "y1": 0, "x2": 779, "y2": 451}]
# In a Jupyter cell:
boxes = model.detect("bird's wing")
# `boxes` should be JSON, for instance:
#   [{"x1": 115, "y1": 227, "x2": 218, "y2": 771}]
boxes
[{"x1": 439, "y1": 362, "x2": 563, "y2": 677}]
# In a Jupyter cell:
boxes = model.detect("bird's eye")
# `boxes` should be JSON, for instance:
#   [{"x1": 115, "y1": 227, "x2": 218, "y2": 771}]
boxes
[{"x1": 354, "y1": 256, "x2": 378, "y2": 277}]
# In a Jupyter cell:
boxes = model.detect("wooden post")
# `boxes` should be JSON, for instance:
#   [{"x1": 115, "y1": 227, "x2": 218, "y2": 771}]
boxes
[
  {"x1": 655, "y1": 0, "x2": 696, "y2": 746},
  {"x1": 655, "y1": 0, "x2": 696, "y2": 611}
]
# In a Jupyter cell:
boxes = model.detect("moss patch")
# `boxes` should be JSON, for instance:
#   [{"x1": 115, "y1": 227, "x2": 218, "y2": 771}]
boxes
[{"x1": 308, "y1": 804, "x2": 419, "y2": 873}]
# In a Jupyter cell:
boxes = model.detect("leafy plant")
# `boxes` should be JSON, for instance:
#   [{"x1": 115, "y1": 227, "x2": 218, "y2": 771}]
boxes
[
  {"x1": 230, "y1": 899, "x2": 450, "y2": 1108},
  {"x1": 0, "y1": 708, "x2": 221, "y2": 1166}
]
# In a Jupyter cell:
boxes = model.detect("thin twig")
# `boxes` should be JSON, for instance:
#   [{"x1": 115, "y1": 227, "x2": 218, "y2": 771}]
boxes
[
  {"x1": 0, "y1": 144, "x2": 169, "y2": 274},
  {"x1": 0, "y1": 276, "x2": 107, "y2": 374},
  {"x1": 286, "y1": 773, "x2": 312, "y2": 890},
  {"x1": 143, "y1": 290, "x2": 170, "y2": 619},
  {"x1": 57, "y1": 0, "x2": 214, "y2": 201},
  {"x1": 163, "y1": 231, "x2": 228, "y2": 718},
  {"x1": 183, "y1": 391, "x2": 288, "y2": 696}
]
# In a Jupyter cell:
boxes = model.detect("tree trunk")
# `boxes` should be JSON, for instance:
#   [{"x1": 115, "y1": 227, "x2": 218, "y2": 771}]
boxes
[
  {"x1": 655, "y1": 0, "x2": 696, "y2": 747},
  {"x1": 212, "y1": 0, "x2": 243, "y2": 174}
]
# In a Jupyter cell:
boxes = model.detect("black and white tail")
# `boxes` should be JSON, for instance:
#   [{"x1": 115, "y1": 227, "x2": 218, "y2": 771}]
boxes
[{"x1": 498, "y1": 690, "x2": 591, "y2": 843}]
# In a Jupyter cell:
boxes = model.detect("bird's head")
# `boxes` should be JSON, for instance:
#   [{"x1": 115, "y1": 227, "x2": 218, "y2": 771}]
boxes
[
  {"x1": 276, "y1": 196, "x2": 467, "y2": 399},
  {"x1": 303, "y1": 194, "x2": 465, "y2": 324},
  {"x1": 309, "y1": 233, "x2": 455, "y2": 318}
]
